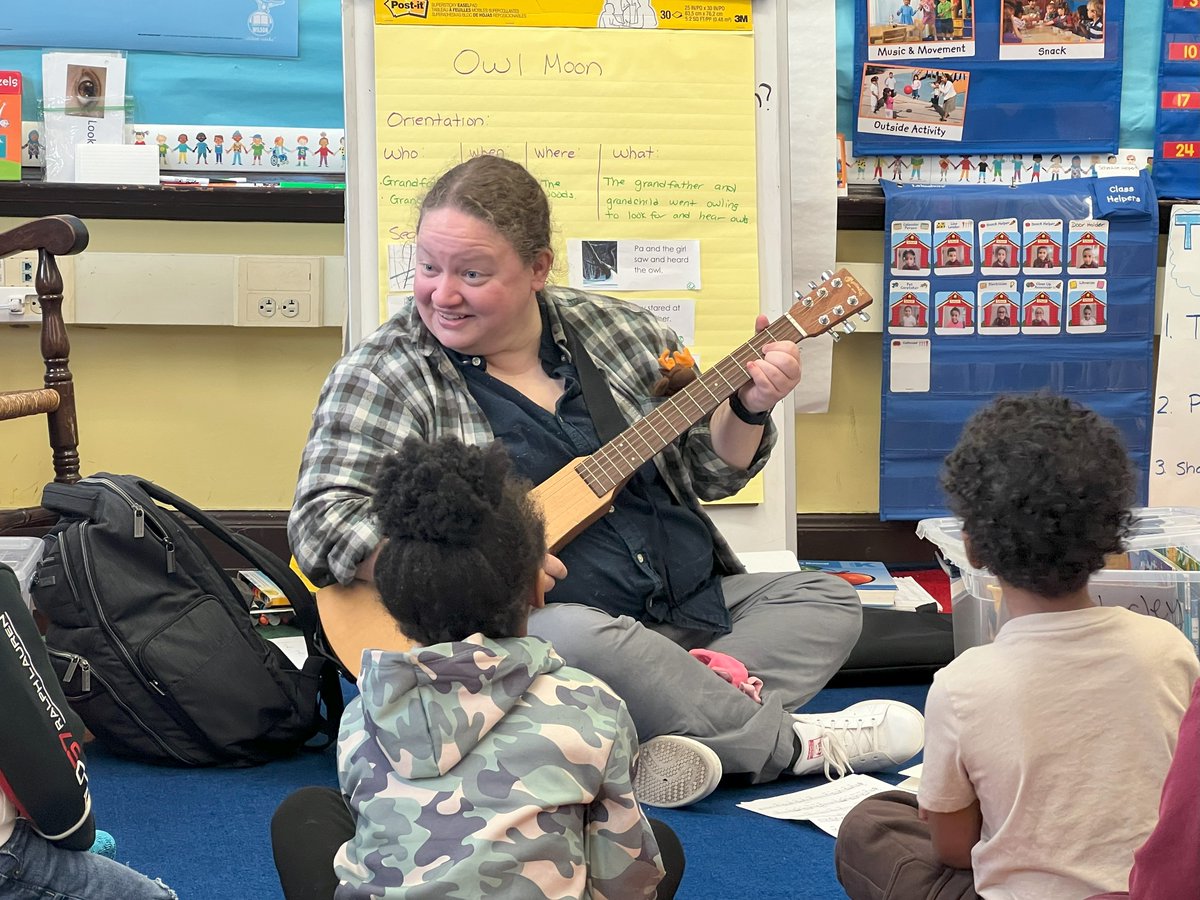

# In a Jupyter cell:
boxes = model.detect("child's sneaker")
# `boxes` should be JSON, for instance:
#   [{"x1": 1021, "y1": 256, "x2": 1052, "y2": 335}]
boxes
[
  {"x1": 634, "y1": 735, "x2": 722, "y2": 808},
  {"x1": 791, "y1": 700, "x2": 925, "y2": 779}
]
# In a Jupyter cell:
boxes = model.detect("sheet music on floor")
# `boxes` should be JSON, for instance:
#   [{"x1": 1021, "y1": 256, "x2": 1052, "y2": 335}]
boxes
[{"x1": 737, "y1": 774, "x2": 913, "y2": 836}]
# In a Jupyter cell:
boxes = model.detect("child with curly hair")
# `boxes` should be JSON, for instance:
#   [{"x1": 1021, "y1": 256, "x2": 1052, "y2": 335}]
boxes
[
  {"x1": 272, "y1": 436, "x2": 678, "y2": 900},
  {"x1": 835, "y1": 394, "x2": 1199, "y2": 899}
]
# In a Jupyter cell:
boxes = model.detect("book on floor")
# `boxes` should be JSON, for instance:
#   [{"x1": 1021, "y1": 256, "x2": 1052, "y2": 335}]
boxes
[{"x1": 795, "y1": 560, "x2": 898, "y2": 606}]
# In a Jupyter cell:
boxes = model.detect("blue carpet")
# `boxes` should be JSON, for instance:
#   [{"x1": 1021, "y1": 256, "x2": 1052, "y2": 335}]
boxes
[{"x1": 85, "y1": 682, "x2": 929, "y2": 899}]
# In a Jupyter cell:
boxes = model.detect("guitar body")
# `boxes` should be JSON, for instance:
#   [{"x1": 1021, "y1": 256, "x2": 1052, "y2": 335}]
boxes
[
  {"x1": 315, "y1": 582, "x2": 412, "y2": 678},
  {"x1": 311, "y1": 269, "x2": 872, "y2": 677},
  {"x1": 529, "y1": 456, "x2": 621, "y2": 553}
]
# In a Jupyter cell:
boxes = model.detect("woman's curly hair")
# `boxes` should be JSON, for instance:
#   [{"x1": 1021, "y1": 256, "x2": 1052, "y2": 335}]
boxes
[
  {"x1": 941, "y1": 394, "x2": 1134, "y2": 598},
  {"x1": 370, "y1": 436, "x2": 546, "y2": 645}
]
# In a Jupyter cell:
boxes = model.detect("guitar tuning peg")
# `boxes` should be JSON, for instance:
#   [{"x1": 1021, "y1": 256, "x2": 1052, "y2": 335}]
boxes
[
  {"x1": 820, "y1": 270, "x2": 833, "y2": 282},
  {"x1": 847, "y1": 294, "x2": 860, "y2": 306},
  {"x1": 829, "y1": 330, "x2": 842, "y2": 343},
  {"x1": 857, "y1": 311, "x2": 871, "y2": 323},
  {"x1": 793, "y1": 289, "x2": 803, "y2": 301},
  {"x1": 831, "y1": 276, "x2": 844, "y2": 288},
  {"x1": 802, "y1": 296, "x2": 814, "y2": 308},
  {"x1": 841, "y1": 320, "x2": 857, "y2": 334},
  {"x1": 807, "y1": 281, "x2": 819, "y2": 291}
]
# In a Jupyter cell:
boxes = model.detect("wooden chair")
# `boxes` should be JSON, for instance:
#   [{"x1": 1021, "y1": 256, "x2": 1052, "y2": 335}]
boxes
[{"x1": 0, "y1": 215, "x2": 90, "y2": 534}]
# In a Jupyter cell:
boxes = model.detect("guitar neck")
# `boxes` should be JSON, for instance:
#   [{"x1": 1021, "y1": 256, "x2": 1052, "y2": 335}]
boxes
[{"x1": 572, "y1": 315, "x2": 805, "y2": 498}]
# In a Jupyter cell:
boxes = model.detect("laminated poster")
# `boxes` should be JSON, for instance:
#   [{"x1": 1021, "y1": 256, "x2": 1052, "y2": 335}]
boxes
[
  {"x1": 854, "y1": 0, "x2": 1124, "y2": 154},
  {"x1": 879, "y1": 174, "x2": 1158, "y2": 519}
]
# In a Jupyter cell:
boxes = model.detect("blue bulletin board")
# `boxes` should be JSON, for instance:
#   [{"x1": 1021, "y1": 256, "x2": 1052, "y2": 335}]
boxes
[
  {"x1": 878, "y1": 174, "x2": 1159, "y2": 519},
  {"x1": 0, "y1": 2, "x2": 342, "y2": 128},
  {"x1": 1153, "y1": 0, "x2": 1200, "y2": 200},
  {"x1": 851, "y1": 1, "x2": 1125, "y2": 155}
]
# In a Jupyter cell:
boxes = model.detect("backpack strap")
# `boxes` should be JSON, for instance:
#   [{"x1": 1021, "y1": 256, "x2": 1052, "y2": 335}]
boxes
[{"x1": 130, "y1": 478, "x2": 345, "y2": 742}]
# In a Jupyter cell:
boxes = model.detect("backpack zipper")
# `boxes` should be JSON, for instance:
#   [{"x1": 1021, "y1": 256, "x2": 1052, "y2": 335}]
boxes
[
  {"x1": 80, "y1": 477, "x2": 176, "y2": 574},
  {"x1": 47, "y1": 648, "x2": 196, "y2": 765}
]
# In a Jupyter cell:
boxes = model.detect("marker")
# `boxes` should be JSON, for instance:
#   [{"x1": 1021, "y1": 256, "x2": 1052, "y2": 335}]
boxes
[{"x1": 277, "y1": 181, "x2": 346, "y2": 190}]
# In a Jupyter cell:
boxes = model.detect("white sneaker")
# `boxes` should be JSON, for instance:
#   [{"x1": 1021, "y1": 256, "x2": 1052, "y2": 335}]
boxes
[
  {"x1": 791, "y1": 700, "x2": 925, "y2": 779},
  {"x1": 634, "y1": 735, "x2": 722, "y2": 808}
]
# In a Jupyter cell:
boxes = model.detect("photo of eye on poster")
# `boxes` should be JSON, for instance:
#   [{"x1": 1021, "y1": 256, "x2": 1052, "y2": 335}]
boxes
[
  {"x1": 865, "y1": 0, "x2": 976, "y2": 60},
  {"x1": 858, "y1": 65, "x2": 969, "y2": 142},
  {"x1": 853, "y1": 0, "x2": 1124, "y2": 154}
]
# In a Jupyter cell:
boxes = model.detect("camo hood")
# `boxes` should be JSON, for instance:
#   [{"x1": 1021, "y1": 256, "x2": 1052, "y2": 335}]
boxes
[{"x1": 356, "y1": 633, "x2": 563, "y2": 779}]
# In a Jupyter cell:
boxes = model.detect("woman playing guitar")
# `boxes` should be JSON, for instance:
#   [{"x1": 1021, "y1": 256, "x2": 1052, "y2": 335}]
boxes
[{"x1": 289, "y1": 155, "x2": 923, "y2": 808}]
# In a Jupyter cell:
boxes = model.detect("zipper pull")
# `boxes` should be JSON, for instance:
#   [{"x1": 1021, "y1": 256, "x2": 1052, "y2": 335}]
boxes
[
  {"x1": 164, "y1": 540, "x2": 176, "y2": 575},
  {"x1": 133, "y1": 505, "x2": 145, "y2": 538},
  {"x1": 63, "y1": 655, "x2": 79, "y2": 684},
  {"x1": 79, "y1": 659, "x2": 92, "y2": 693}
]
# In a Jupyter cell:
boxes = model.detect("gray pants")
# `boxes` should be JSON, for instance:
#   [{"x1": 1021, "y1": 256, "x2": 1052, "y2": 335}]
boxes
[
  {"x1": 835, "y1": 791, "x2": 980, "y2": 900},
  {"x1": 527, "y1": 571, "x2": 861, "y2": 783}
]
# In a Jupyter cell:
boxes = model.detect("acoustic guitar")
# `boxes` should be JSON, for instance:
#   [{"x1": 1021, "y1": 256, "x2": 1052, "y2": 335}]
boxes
[{"x1": 314, "y1": 269, "x2": 874, "y2": 676}]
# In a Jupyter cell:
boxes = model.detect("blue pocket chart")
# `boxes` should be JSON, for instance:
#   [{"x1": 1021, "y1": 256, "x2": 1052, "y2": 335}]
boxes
[
  {"x1": 853, "y1": 0, "x2": 1124, "y2": 155},
  {"x1": 1153, "y1": 2, "x2": 1200, "y2": 199},
  {"x1": 879, "y1": 174, "x2": 1158, "y2": 520},
  {"x1": 0, "y1": 1, "x2": 300, "y2": 58}
]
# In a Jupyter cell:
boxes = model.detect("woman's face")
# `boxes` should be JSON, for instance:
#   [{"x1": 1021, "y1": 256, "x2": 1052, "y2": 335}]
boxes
[{"x1": 414, "y1": 207, "x2": 551, "y2": 356}]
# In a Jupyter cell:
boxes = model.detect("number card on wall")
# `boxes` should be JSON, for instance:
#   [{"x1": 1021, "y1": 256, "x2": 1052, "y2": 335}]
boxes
[
  {"x1": 1154, "y1": 0, "x2": 1200, "y2": 199},
  {"x1": 852, "y1": 0, "x2": 1124, "y2": 155},
  {"x1": 878, "y1": 175, "x2": 1158, "y2": 520}
]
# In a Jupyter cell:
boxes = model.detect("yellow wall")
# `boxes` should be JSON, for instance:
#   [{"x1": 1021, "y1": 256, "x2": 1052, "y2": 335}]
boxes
[
  {"x1": 0, "y1": 219, "x2": 345, "y2": 509},
  {"x1": 1, "y1": 218, "x2": 886, "y2": 512}
]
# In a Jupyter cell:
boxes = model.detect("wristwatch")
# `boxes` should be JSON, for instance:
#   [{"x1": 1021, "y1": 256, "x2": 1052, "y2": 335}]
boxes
[{"x1": 728, "y1": 390, "x2": 772, "y2": 426}]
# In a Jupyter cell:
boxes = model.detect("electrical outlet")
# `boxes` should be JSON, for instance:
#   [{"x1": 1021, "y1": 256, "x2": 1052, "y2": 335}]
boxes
[
  {"x1": 1, "y1": 287, "x2": 39, "y2": 324},
  {"x1": 236, "y1": 256, "x2": 322, "y2": 327}
]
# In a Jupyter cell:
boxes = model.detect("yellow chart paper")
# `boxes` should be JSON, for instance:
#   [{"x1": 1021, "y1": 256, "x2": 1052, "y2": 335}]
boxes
[
  {"x1": 375, "y1": 0, "x2": 753, "y2": 30},
  {"x1": 373, "y1": 25, "x2": 763, "y2": 501}
]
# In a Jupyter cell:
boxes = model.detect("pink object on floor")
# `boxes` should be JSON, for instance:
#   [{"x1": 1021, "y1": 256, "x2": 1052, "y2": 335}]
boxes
[{"x1": 689, "y1": 649, "x2": 764, "y2": 703}]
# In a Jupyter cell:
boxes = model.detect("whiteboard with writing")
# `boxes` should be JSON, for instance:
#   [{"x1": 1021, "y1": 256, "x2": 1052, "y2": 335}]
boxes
[
  {"x1": 1150, "y1": 205, "x2": 1200, "y2": 505},
  {"x1": 341, "y1": 1, "x2": 819, "y2": 553}
]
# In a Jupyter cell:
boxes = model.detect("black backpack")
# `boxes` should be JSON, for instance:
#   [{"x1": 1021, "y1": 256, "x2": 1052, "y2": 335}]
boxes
[{"x1": 31, "y1": 473, "x2": 344, "y2": 767}]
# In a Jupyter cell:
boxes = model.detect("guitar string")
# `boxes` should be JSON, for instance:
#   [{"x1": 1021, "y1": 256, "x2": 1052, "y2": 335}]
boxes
[{"x1": 575, "y1": 317, "x2": 805, "y2": 494}]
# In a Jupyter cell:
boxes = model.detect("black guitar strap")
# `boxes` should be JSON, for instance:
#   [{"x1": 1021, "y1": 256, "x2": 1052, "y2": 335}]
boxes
[{"x1": 560, "y1": 317, "x2": 629, "y2": 444}]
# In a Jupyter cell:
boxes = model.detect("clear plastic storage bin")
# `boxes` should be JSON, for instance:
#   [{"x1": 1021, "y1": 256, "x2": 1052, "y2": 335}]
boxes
[
  {"x1": 917, "y1": 508, "x2": 1200, "y2": 658},
  {"x1": 0, "y1": 536, "x2": 45, "y2": 611}
]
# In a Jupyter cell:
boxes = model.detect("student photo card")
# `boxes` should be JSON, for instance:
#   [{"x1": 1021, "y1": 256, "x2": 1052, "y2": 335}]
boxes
[
  {"x1": 934, "y1": 218, "x2": 975, "y2": 274},
  {"x1": 979, "y1": 217, "x2": 1021, "y2": 274},
  {"x1": 888, "y1": 279, "x2": 931, "y2": 334},
  {"x1": 858, "y1": 65, "x2": 969, "y2": 143},
  {"x1": 1066, "y1": 278, "x2": 1107, "y2": 333},
  {"x1": 999, "y1": 0, "x2": 1108, "y2": 61},
  {"x1": 1067, "y1": 218, "x2": 1108, "y2": 273},
  {"x1": 1021, "y1": 279, "x2": 1063, "y2": 333},
  {"x1": 865, "y1": 0, "x2": 977, "y2": 61},
  {"x1": 891, "y1": 220, "x2": 933, "y2": 275},
  {"x1": 935, "y1": 289, "x2": 975, "y2": 334},
  {"x1": 1023, "y1": 217, "x2": 1064, "y2": 271},
  {"x1": 978, "y1": 279, "x2": 1020, "y2": 334}
]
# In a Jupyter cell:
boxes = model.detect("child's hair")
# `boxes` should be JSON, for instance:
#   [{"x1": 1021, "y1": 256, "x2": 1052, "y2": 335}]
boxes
[
  {"x1": 941, "y1": 394, "x2": 1134, "y2": 598},
  {"x1": 370, "y1": 436, "x2": 546, "y2": 645}
]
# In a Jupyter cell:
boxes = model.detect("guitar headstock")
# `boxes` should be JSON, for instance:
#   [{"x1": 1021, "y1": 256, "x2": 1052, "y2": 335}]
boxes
[{"x1": 787, "y1": 268, "x2": 874, "y2": 342}]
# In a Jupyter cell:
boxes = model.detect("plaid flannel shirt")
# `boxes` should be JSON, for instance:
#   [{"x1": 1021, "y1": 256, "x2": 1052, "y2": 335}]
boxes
[{"x1": 289, "y1": 287, "x2": 775, "y2": 587}]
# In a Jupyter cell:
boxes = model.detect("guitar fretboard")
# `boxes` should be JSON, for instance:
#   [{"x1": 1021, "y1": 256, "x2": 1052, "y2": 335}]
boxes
[{"x1": 575, "y1": 317, "x2": 804, "y2": 496}]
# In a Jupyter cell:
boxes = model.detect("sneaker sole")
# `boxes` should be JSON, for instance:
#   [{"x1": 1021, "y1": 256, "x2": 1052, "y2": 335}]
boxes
[{"x1": 634, "y1": 735, "x2": 722, "y2": 809}]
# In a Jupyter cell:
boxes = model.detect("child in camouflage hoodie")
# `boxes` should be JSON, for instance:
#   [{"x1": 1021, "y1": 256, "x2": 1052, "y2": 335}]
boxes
[{"x1": 331, "y1": 437, "x2": 669, "y2": 899}]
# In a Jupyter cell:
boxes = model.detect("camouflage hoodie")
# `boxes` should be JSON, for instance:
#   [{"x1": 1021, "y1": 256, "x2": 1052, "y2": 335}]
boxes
[{"x1": 334, "y1": 634, "x2": 664, "y2": 899}]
